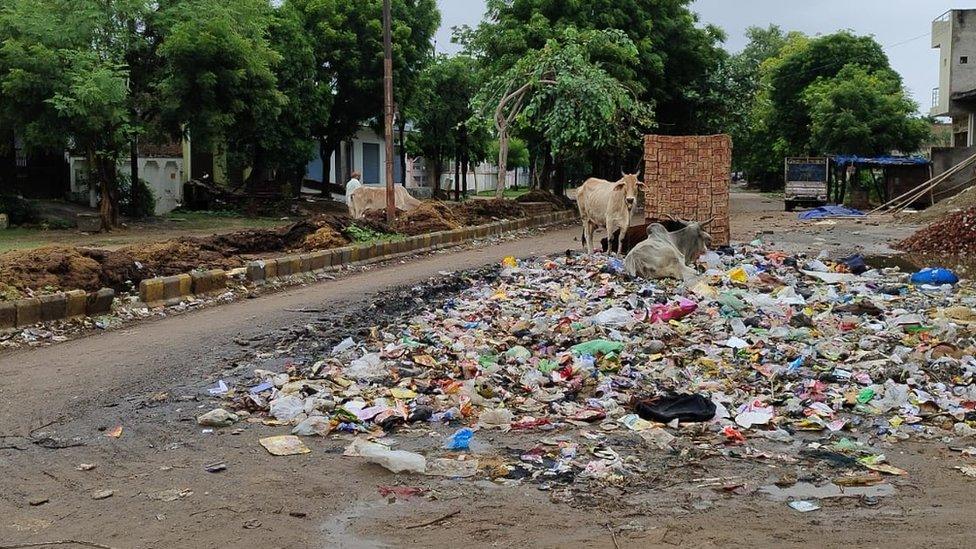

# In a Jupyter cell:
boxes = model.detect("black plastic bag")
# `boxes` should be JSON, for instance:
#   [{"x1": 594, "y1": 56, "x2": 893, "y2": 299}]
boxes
[{"x1": 633, "y1": 394, "x2": 716, "y2": 423}]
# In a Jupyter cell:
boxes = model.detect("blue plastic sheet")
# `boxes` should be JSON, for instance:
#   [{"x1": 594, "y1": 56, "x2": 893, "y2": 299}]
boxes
[{"x1": 798, "y1": 206, "x2": 865, "y2": 220}]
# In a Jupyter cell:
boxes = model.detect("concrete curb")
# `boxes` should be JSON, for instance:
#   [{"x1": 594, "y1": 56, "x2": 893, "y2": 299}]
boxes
[
  {"x1": 132, "y1": 210, "x2": 577, "y2": 306},
  {"x1": 1, "y1": 288, "x2": 116, "y2": 329}
]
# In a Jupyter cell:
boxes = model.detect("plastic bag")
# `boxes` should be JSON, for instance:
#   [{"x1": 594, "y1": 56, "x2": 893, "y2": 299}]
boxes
[
  {"x1": 292, "y1": 416, "x2": 332, "y2": 436},
  {"x1": 571, "y1": 339, "x2": 624, "y2": 356},
  {"x1": 270, "y1": 395, "x2": 305, "y2": 421},
  {"x1": 444, "y1": 428, "x2": 474, "y2": 450},
  {"x1": 591, "y1": 307, "x2": 635, "y2": 327},
  {"x1": 634, "y1": 394, "x2": 717, "y2": 423},
  {"x1": 346, "y1": 352, "x2": 385, "y2": 379},
  {"x1": 477, "y1": 408, "x2": 514, "y2": 430},
  {"x1": 344, "y1": 438, "x2": 427, "y2": 474},
  {"x1": 910, "y1": 268, "x2": 959, "y2": 285}
]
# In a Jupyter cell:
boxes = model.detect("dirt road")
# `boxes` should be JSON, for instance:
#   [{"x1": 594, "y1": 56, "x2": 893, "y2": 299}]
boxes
[{"x1": 2, "y1": 194, "x2": 969, "y2": 549}]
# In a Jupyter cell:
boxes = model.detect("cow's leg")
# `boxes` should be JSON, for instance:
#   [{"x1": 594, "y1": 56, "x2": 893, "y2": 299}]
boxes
[
  {"x1": 606, "y1": 221, "x2": 622, "y2": 256},
  {"x1": 585, "y1": 222, "x2": 597, "y2": 253}
]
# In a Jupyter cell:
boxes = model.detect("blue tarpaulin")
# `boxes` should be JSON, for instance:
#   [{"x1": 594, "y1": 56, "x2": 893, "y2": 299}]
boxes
[
  {"x1": 831, "y1": 155, "x2": 929, "y2": 167},
  {"x1": 798, "y1": 205, "x2": 866, "y2": 220}
]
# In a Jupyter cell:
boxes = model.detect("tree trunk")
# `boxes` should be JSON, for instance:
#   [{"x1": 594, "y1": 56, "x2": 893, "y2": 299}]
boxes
[
  {"x1": 528, "y1": 146, "x2": 537, "y2": 190},
  {"x1": 454, "y1": 155, "x2": 460, "y2": 202},
  {"x1": 431, "y1": 153, "x2": 443, "y2": 198},
  {"x1": 319, "y1": 138, "x2": 339, "y2": 191},
  {"x1": 553, "y1": 159, "x2": 566, "y2": 199},
  {"x1": 461, "y1": 152, "x2": 469, "y2": 200},
  {"x1": 93, "y1": 150, "x2": 118, "y2": 231},
  {"x1": 130, "y1": 134, "x2": 139, "y2": 189},
  {"x1": 496, "y1": 128, "x2": 509, "y2": 199},
  {"x1": 540, "y1": 149, "x2": 554, "y2": 192}
]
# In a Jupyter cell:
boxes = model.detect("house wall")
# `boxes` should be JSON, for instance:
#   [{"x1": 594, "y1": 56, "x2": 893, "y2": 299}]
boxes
[
  {"x1": 68, "y1": 157, "x2": 184, "y2": 215},
  {"x1": 305, "y1": 128, "x2": 394, "y2": 186},
  {"x1": 950, "y1": 10, "x2": 976, "y2": 116}
]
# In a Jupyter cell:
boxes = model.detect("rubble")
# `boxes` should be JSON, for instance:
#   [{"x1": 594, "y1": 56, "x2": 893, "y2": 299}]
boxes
[
  {"x1": 206, "y1": 245, "x2": 976, "y2": 502},
  {"x1": 898, "y1": 205, "x2": 976, "y2": 254}
]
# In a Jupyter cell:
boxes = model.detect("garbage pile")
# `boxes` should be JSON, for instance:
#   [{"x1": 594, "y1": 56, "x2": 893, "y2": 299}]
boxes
[
  {"x1": 205, "y1": 246, "x2": 976, "y2": 496},
  {"x1": 898, "y1": 205, "x2": 976, "y2": 254}
]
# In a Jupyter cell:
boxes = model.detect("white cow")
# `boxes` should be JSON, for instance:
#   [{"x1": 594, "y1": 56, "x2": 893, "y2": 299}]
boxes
[
  {"x1": 577, "y1": 173, "x2": 641, "y2": 254},
  {"x1": 348, "y1": 185, "x2": 422, "y2": 219},
  {"x1": 624, "y1": 224, "x2": 700, "y2": 282}
]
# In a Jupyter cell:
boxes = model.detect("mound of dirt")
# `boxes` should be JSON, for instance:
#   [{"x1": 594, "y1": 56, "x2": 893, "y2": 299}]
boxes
[
  {"x1": 454, "y1": 199, "x2": 526, "y2": 225},
  {"x1": 392, "y1": 202, "x2": 460, "y2": 236},
  {"x1": 312, "y1": 213, "x2": 392, "y2": 237},
  {"x1": 119, "y1": 240, "x2": 240, "y2": 277},
  {"x1": 515, "y1": 189, "x2": 575, "y2": 210},
  {"x1": 897, "y1": 206, "x2": 976, "y2": 254},
  {"x1": 303, "y1": 225, "x2": 350, "y2": 251},
  {"x1": 0, "y1": 246, "x2": 104, "y2": 295},
  {"x1": 905, "y1": 185, "x2": 976, "y2": 224}
]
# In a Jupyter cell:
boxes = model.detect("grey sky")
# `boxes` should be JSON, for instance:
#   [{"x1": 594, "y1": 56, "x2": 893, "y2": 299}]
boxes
[{"x1": 434, "y1": 0, "x2": 958, "y2": 112}]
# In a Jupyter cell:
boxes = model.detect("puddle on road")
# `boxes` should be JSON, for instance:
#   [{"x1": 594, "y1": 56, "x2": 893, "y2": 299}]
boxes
[
  {"x1": 320, "y1": 500, "x2": 391, "y2": 549},
  {"x1": 760, "y1": 482, "x2": 895, "y2": 502},
  {"x1": 863, "y1": 253, "x2": 976, "y2": 278}
]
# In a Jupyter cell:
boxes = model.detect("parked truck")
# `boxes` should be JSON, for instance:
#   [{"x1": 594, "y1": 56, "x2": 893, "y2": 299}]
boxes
[{"x1": 784, "y1": 157, "x2": 829, "y2": 212}]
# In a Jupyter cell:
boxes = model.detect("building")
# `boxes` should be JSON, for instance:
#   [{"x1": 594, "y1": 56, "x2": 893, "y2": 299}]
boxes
[{"x1": 931, "y1": 9, "x2": 976, "y2": 145}]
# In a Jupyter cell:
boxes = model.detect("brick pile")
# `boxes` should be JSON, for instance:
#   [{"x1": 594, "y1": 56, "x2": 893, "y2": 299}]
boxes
[
  {"x1": 897, "y1": 205, "x2": 976, "y2": 254},
  {"x1": 643, "y1": 134, "x2": 732, "y2": 246}
]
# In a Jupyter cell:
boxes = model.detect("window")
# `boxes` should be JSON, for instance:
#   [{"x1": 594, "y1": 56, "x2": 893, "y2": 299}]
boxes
[{"x1": 962, "y1": 56, "x2": 969, "y2": 64}]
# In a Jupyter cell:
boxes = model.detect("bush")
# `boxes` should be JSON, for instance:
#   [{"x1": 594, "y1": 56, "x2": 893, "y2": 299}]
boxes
[
  {"x1": 0, "y1": 194, "x2": 38, "y2": 225},
  {"x1": 118, "y1": 174, "x2": 156, "y2": 218}
]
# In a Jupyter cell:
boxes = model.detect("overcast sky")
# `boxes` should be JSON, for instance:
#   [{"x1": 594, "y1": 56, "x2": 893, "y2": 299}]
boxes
[{"x1": 434, "y1": 0, "x2": 960, "y2": 113}]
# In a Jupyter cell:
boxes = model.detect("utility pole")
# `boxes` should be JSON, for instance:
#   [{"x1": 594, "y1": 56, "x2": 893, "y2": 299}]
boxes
[{"x1": 383, "y1": 0, "x2": 395, "y2": 223}]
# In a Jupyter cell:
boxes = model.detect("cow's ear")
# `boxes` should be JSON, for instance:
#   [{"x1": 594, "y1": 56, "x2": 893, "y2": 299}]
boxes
[{"x1": 614, "y1": 182, "x2": 625, "y2": 190}]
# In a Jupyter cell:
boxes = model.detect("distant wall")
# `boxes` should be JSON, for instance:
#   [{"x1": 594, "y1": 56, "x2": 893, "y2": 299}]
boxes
[{"x1": 931, "y1": 145, "x2": 976, "y2": 202}]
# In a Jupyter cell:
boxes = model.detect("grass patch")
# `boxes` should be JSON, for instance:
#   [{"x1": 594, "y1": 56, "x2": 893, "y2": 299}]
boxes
[
  {"x1": 475, "y1": 188, "x2": 530, "y2": 198},
  {"x1": 345, "y1": 224, "x2": 403, "y2": 244},
  {"x1": 160, "y1": 210, "x2": 285, "y2": 230},
  {"x1": 0, "y1": 228, "x2": 58, "y2": 253}
]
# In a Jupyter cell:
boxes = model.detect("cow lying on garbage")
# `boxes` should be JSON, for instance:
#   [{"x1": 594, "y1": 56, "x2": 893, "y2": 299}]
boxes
[
  {"x1": 624, "y1": 222, "x2": 712, "y2": 281},
  {"x1": 606, "y1": 219, "x2": 713, "y2": 264},
  {"x1": 577, "y1": 173, "x2": 641, "y2": 255},
  {"x1": 348, "y1": 185, "x2": 422, "y2": 219}
]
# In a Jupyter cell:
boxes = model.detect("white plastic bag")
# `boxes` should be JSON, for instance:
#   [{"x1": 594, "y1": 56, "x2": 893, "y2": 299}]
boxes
[
  {"x1": 269, "y1": 395, "x2": 305, "y2": 421},
  {"x1": 344, "y1": 438, "x2": 427, "y2": 474}
]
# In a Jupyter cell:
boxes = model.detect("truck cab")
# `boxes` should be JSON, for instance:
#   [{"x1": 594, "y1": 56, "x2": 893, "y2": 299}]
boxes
[{"x1": 784, "y1": 157, "x2": 829, "y2": 212}]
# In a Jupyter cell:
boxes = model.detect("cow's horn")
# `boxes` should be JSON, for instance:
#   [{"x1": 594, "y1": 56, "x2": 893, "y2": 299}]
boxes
[{"x1": 701, "y1": 216, "x2": 716, "y2": 227}]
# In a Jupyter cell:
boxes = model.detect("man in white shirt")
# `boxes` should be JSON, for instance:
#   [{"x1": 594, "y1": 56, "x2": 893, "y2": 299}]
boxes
[{"x1": 345, "y1": 171, "x2": 363, "y2": 205}]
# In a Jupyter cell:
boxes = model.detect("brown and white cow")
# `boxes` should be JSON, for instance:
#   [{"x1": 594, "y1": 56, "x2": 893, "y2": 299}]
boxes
[
  {"x1": 348, "y1": 185, "x2": 422, "y2": 219},
  {"x1": 577, "y1": 173, "x2": 641, "y2": 255},
  {"x1": 623, "y1": 223, "x2": 710, "y2": 281}
]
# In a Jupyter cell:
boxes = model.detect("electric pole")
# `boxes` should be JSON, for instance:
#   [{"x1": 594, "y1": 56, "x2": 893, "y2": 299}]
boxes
[{"x1": 383, "y1": 0, "x2": 395, "y2": 223}]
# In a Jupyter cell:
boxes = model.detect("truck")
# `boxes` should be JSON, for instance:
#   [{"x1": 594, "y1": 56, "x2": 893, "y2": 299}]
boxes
[{"x1": 784, "y1": 157, "x2": 829, "y2": 212}]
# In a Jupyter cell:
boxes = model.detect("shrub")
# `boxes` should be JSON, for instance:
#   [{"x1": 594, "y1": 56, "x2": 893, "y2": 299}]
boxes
[
  {"x1": 118, "y1": 174, "x2": 156, "y2": 218},
  {"x1": 0, "y1": 194, "x2": 38, "y2": 225}
]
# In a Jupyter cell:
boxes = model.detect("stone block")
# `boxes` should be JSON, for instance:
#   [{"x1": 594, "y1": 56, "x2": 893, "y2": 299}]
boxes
[
  {"x1": 65, "y1": 290, "x2": 87, "y2": 317},
  {"x1": 336, "y1": 246, "x2": 353, "y2": 266},
  {"x1": 0, "y1": 301, "x2": 15, "y2": 329},
  {"x1": 38, "y1": 293, "x2": 67, "y2": 322},
  {"x1": 376, "y1": 241, "x2": 392, "y2": 258},
  {"x1": 307, "y1": 251, "x2": 328, "y2": 271},
  {"x1": 76, "y1": 213, "x2": 101, "y2": 233},
  {"x1": 162, "y1": 273, "x2": 192, "y2": 301},
  {"x1": 420, "y1": 234, "x2": 432, "y2": 249},
  {"x1": 263, "y1": 259, "x2": 278, "y2": 280},
  {"x1": 0, "y1": 213, "x2": 8, "y2": 230},
  {"x1": 139, "y1": 278, "x2": 164, "y2": 304},
  {"x1": 246, "y1": 261, "x2": 266, "y2": 282},
  {"x1": 299, "y1": 254, "x2": 313, "y2": 273},
  {"x1": 86, "y1": 288, "x2": 114, "y2": 316},
  {"x1": 15, "y1": 298, "x2": 41, "y2": 327},
  {"x1": 284, "y1": 255, "x2": 302, "y2": 274},
  {"x1": 191, "y1": 269, "x2": 226, "y2": 295}
]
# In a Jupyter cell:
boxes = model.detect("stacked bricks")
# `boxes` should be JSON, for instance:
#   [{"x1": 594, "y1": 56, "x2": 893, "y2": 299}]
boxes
[{"x1": 643, "y1": 134, "x2": 731, "y2": 246}]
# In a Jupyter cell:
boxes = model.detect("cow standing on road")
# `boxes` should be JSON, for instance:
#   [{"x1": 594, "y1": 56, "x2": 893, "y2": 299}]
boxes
[{"x1": 577, "y1": 173, "x2": 641, "y2": 255}]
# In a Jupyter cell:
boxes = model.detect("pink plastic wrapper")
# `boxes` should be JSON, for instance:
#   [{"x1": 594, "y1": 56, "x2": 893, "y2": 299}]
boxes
[{"x1": 649, "y1": 298, "x2": 698, "y2": 323}]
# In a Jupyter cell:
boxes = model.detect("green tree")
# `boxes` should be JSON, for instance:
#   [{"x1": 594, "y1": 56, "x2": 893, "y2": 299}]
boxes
[
  {"x1": 286, "y1": 0, "x2": 439, "y2": 184},
  {"x1": 0, "y1": 0, "x2": 139, "y2": 228},
  {"x1": 461, "y1": 0, "x2": 722, "y2": 135},
  {"x1": 157, "y1": 0, "x2": 283, "y2": 189},
  {"x1": 767, "y1": 31, "x2": 889, "y2": 155},
  {"x1": 802, "y1": 65, "x2": 928, "y2": 156},
  {"x1": 408, "y1": 54, "x2": 483, "y2": 197},
  {"x1": 472, "y1": 29, "x2": 652, "y2": 197}
]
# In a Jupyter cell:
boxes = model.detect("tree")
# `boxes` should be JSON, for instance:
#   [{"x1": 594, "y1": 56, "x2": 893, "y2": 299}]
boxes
[
  {"x1": 489, "y1": 137, "x2": 528, "y2": 188},
  {"x1": 286, "y1": 0, "x2": 439, "y2": 185},
  {"x1": 472, "y1": 29, "x2": 652, "y2": 197},
  {"x1": 408, "y1": 54, "x2": 482, "y2": 198},
  {"x1": 0, "y1": 0, "x2": 137, "y2": 228},
  {"x1": 157, "y1": 0, "x2": 283, "y2": 189},
  {"x1": 767, "y1": 31, "x2": 890, "y2": 155},
  {"x1": 461, "y1": 0, "x2": 723, "y2": 135},
  {"x1": 803, "y1": 65, "x2": 928, "y2": 156}
]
